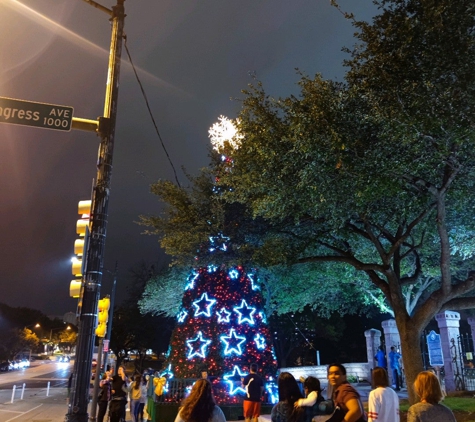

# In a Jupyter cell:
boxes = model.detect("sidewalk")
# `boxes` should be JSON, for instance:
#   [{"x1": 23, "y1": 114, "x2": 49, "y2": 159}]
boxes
[
  {"x1": 0, "y1": 386, "x2": 69, "y2": 422},
  {"x1": 0, "y1": 384, "x2": 409, "y2": 422}
]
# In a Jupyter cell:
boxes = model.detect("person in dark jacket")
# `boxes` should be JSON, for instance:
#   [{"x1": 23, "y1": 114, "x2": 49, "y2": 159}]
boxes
[
  {"x1": 109, "y1": 366, "x2": 129, "y2": 422},
  {"x1": 97, "y1": 372, "x2": 111, "y2": 422}
]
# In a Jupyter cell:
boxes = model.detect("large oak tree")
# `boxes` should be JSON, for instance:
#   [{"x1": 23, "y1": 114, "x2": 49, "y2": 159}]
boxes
[{"x1": 215, "y1": 0, "x2": 475, "y2": 402}]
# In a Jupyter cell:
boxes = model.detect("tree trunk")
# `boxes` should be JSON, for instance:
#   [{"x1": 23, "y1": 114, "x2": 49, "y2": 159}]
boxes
[{"x1": 395, "y1": 316, "x2": 424, "y2": 404}]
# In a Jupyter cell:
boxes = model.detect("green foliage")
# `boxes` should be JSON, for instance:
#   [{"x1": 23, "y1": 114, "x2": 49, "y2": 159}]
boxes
[
  {"x1": 139, "y1": 266, "x2": 188, "y2": 317},
  {"x1": 110, "y1": 262, "x2": 174, "y2": 371},
  {"x1": 140, "y1": 0, "x2": 475, "y2": 402}
]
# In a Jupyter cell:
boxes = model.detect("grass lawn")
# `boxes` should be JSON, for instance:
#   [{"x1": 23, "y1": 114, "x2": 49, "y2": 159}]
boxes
[{"x1": 398, "y1": 396, "x2": 475, "y2": 422}]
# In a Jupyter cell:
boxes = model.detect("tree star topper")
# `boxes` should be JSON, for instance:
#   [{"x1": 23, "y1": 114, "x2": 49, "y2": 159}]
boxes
[{"x1": 208, "y1": 115, "x2": 243, "y2": 152}]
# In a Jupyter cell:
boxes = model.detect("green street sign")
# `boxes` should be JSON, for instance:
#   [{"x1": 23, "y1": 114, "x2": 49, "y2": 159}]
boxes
[{"x1": 0, "y1": 96, "x2": 74, "y2": 132}]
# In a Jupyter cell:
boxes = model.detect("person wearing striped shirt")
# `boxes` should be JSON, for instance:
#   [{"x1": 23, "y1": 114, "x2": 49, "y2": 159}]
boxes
[{"x1": 367, "y1": 367, "x2": 399, "y2": 422}]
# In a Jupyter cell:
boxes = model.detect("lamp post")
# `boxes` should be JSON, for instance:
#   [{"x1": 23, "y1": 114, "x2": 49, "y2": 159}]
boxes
[
  {"x1": 23, "y1": 324, "x2": 40, "y2": 361},
  {"x1": 49, "y1": 326, "x2": 71, "y2": 355}
]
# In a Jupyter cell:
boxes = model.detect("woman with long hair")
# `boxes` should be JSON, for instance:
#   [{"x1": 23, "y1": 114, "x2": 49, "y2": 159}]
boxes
[
  {"x1": 174, "y1": 378, "x2": 226, "y2": 422},
  {"x1": 129, "y1": 374, "x2": 143, "y2": 422},
  {"x1": 367, "y1": 367, "x2": 399, "y2": 422},
  {"x1": 407, "y1": 371, "x2": 455, "y2": 422},
  {"x1": 294, "y1": 376, "x2": 324, "y2": 422},
  {"x1": 271, "y1": 372, "x2": 305, "y2": 422}
]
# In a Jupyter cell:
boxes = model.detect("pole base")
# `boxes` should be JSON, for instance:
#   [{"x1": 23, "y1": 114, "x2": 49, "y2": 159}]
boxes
[{"x1": 65, "y1": 412, "x2": 89, "y2": 422}]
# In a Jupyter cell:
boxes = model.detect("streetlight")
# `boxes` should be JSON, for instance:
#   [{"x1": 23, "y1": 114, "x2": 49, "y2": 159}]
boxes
[
  {"x1": 23, "y1": 324, "x2": 40, "y2": 361},
  {"x1": 50, "y1": 325, "x2": 71, "y2": 341},
  {"x1": 49, "y1": 326, "x2": 71, "y2": 355}
]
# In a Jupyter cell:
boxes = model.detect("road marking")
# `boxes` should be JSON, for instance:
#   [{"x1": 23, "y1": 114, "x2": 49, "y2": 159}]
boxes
[{"x1": 5, "y1": 404, "x2": 43, "y2": 422}]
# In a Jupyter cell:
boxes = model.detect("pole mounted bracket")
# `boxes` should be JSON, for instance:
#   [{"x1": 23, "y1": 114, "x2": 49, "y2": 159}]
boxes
[{"x1": 98, "y1": 117, "x2": 111, "y2": 138}]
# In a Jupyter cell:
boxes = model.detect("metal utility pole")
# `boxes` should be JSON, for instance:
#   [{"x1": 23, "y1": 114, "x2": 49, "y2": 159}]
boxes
[{"x1": 66, "y1": 1, "x2": 125, "y2": 421}]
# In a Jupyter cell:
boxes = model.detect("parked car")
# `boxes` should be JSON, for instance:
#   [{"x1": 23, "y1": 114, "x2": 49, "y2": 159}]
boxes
[{"x1": 0, "y1": 362, "x2": 10, "y2": 372}]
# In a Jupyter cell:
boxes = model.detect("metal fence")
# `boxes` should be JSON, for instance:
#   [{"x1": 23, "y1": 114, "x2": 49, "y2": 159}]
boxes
[
  {"x1": 420, "y1": 331, "x2": 475, "y2": 392},
  {"x1": 156, "y1": 378, "x2": 275, "y2": 405}
]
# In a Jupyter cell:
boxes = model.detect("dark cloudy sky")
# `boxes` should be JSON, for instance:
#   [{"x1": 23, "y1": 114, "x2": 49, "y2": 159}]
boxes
[{"x1": 0, "y1": 0, "x2": 375, "y2": 316}]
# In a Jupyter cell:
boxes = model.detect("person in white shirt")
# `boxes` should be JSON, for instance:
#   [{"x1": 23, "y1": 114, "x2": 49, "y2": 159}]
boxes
[
  {"x1": 368, "y1": 367, "x2": 400, "y2": 422},
  {"x1": 294, "y1": 376, "x2": 322, "y2": 408}
]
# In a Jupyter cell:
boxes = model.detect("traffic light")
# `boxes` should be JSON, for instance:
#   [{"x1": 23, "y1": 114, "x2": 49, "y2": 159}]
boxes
[
  {"x1": 95, "y1": 297, "x2": 110, "y2": 338},
  {"x1": 70, "y1": 200, "x2": 91, "y2": 298}
]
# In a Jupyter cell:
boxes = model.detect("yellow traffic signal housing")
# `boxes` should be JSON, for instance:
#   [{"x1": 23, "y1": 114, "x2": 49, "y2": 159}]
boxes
[
  {"x1": 70, "y1": 199, "x2": 91, "y2": 296},
  {"x1": 95, "y1": 297, "x2": 111, "y2": 338},
  {"x1": 69, "y1": 280, "x2": 82, "y2": 298}
]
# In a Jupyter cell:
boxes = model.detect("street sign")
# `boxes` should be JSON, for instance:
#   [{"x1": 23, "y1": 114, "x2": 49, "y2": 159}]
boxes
[
  {"x1": 103, "y1": 339, "x2": 110, "y2": 352},
  {"x1": 0, "y1": 96, "x2": 74, "y2": 132}
]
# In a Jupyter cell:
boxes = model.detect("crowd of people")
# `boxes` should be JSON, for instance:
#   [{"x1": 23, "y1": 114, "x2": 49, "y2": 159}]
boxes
[{"x1": 92, "y1": 360, "x2": 456, "y2": 422}]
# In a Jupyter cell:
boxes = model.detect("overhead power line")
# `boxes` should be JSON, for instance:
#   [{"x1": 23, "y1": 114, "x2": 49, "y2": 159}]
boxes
[{"x1": 123, "y1": 35, "x2": 182, "y2": 188}]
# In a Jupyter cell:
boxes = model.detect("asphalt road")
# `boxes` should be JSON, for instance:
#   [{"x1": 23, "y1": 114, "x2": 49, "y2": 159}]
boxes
[{"x1": 0, "y1": 360, "x2": 72, "y2": 390}]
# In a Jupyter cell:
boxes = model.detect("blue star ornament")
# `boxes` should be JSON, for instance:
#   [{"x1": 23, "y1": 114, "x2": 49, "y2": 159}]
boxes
[
  {"x1": 216, "y1": 307, "x2": 231, "y2": 323},
  {"x1": 234, "y1": 300, "x2": 256, "y2": 325},
  {"x1": 254, "y1": 333, "x2": 266, "y2": 350},
  {"x1": 229, "y1": 269, "x2": 239, "y2": 279},
  {"x1": 223, "y1": 365, "x2": 247, "y2": 395},
  {"x1": 220, "y1": 328, "x2": 246, "y2": 356},
  {"x1": 193, "y1": 293, "x2": 217, "y2": 317},
  {"x1": 177, "y1": 310, "x2": 188, "y2": 323},
  {"x1": 186, "y1": 331, "x2": 212, "y2": 359}
]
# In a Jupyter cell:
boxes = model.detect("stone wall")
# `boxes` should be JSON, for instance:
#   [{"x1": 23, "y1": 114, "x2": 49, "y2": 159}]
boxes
[{"x1": 279, "y1": 362, "x2": 370, "y2": 385}]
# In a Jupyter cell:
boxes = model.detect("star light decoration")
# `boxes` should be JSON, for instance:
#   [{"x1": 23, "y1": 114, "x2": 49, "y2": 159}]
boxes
[
  {"x1": 208, "y1": 115, "x2": 243, "y2": 152},
  {"x1": 248, "y1": 273, "x2": 260, "y2": 291},
  {"x1": 193, "y1": 293, "x2": 217, "y2": 317},
  {"x1": 229, "y1": 269, "x2": 239, "y2": 280},
  {"x1": 185, "y1": 271, "x2": 199, "y2": 290},
  {"x1": 254, "y1": 333, "x2": 266, "y2": 350},
  {"x1": 216, "y1": 307, "x2": 232, "y2": 323},
  {"x1": 161, "y1": 364, "x2": 174, "y2": 380},
  {"x1": 207, "y1": 264, "x2": 218, "y2": 273},
  {"x1": 209, "y1": 234, "x2": 230, "y2": 253},
  {"x1": 186, "y1": 331, "x2": 212, "y2": 359},
  {"x1": 220, "y1": 328, "x2": 247, "y2": 356},
  {"x1": 177, "y1": 310, "x2": 188, "y2": 323},
  {"x1": 234, "y1": 299, "x2": 256, "y2": 325},
  {"x1": 223, "y1": 365, "x2": 248, "y2": 395},
  {"x1": 266, "y1": 380, "x2": 279, "y2": 404}
]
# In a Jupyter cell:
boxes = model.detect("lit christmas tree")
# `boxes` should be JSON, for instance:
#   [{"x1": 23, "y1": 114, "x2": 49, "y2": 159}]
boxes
[
  {"x1": 167, "y1": 265, "x2": 278, "y2": 403},
  {"x1": 165, "y1": 116, "x2": 278, "y2": 404}
]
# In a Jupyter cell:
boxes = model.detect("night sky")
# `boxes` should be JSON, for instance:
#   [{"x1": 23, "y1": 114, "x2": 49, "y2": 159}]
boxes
[{"x1": 0, "y1": 0, "x2": 375, "y2": 316}]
